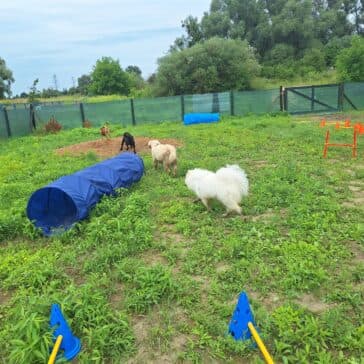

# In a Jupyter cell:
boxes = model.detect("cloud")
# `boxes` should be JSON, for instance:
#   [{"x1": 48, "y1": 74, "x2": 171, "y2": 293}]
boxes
[{"x1": 0, "y1": 0, "x2": 211, "y2": 94}]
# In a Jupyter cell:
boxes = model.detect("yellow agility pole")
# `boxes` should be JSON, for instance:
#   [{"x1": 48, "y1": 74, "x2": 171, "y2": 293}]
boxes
[
  {"x1": 48, "y1": 335, "x2": 63, "y2": 364},
  {"x1": 248, "y1": 322, "x2": 274, "y2": 364}
]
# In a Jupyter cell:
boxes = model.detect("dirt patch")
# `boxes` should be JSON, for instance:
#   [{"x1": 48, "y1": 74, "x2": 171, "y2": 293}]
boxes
[
  {"x1": 250, "y1": 208, "x2": 287, "y2": 222},
  {"x1": 64, "y1": 266, "x2": 86, "y2": 285},
  {"x1": 0, "y1": 290, "x2": 12, "y2": 306},
  {"x1": 109, "y1": 283, "x2": 124, "y2": 309},
  {"x1": 140, "y1": 250, "x2": 169, "y2": 267},
  {"x1": 127, "y1": 308, "x2": 190, "y2": 364},
  {"x1": 249, "y1": 291, "x2": 281, "y2": 311},
  {"x1": 343, "y1": 182, "x2": 364, "y2": 208},
  {"x1": 56, "y1": 137, "x2": 183, "y2": 159},
  {"x1": 295, "y1": 293, "x2": 333, "y2": 314},
  {"x1": 348, "y1": 241, "x2": 364, "y2": 264}
]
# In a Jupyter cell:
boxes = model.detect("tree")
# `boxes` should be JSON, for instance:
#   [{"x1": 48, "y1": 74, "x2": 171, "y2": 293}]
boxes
[
  {"x1": 77, "y1": 74, "x2": 91, "y2": 95},
  {"x1": 171, "y1": 0, "x2": 360, "y2": 71},
  {"x1": 28, "y1": 79, "x2": 40, "y2": 103},
  {"x1": 155, "y1": 37, "x2": 260, "y2": 96},
  {"x1": 0, "y1": 58, "x2": 14, "y2": 98},
  {"x1": 336, "y1": 36, "x2": 364, "y2": 81},
  {"x1": 89, "y1": 57, "x2": 130, "y2": 95},
  {"x1": 125, "y1": 65, "x2": 142, "y2": 76}
]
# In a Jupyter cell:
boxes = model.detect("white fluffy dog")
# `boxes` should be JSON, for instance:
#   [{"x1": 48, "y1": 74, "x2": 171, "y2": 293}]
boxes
[
  {"x1": 147, "y1": 139, "x2": 178, "y2": 176},
  {"x1": 185, "y1": 165, "x2": 249, "y2": 216}
]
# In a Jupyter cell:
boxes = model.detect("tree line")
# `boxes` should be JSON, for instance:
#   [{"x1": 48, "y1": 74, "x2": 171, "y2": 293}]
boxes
[{"x1": 1, "y1": 0, "x2": 363, "y2": 100}]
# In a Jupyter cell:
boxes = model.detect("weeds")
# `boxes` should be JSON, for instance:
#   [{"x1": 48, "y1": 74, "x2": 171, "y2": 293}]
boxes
[{"x1": 0, "y1": 114, "x2": 363, "y2": 362}]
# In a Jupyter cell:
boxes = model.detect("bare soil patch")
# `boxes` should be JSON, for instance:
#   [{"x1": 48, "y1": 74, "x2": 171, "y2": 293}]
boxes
[
  {"x1": 249, "y1": 291, "x2": 281, "y2": 312},
  {"x1": 295, "y1": 293, "x2": 333, "y2": 314},
  {"x1": 343, "y1": 181, "x2": 364, "y2": 208},
  {"x1": 348, "y1": 241, "x2": 364, "y2": 264},
  {"x1": 109, "y1": 282, "x2": 124, "y2": 309},
  {"x1": 127, "y1": 308, "x2": 190, "y2": 364},
  {"x1": 0, "y1": 290, "x2": 12, "y2": 306},
  {"x1": 56, "y1": 137, "x2": 183, "y2": 159}
]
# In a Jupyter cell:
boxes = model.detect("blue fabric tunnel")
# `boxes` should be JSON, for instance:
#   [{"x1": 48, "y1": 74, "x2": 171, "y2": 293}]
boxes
[{"x1": 27, "y1": 152, "x2": 144, "y2": 236}]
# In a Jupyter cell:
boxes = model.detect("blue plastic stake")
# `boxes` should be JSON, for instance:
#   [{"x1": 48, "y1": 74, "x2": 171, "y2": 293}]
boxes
[
  {"x1": 49, "y1": 304, "x2": 81, "y2": 361},
  {"x1": 228, "y1": 291, "x2": 256, "y2": 341}
]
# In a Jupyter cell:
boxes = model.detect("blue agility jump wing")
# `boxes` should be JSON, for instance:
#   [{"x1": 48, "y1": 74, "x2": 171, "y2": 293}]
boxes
[
  {"x1": 228, "y1": 292, "x2": 256, "y2": 341},
  {"x1": 49, "y1": 304, "x2": 81, "y2": 361}
]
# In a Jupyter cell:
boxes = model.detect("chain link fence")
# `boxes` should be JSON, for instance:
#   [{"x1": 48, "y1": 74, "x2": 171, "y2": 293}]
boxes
[{"x1": 1, "y1": 82, "x2": 363, "y2": 139}]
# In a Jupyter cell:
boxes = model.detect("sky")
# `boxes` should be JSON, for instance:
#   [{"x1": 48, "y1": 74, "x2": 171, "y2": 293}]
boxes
[{"x1": 0, "y1": 0, "x2": 211, "y2": 96}]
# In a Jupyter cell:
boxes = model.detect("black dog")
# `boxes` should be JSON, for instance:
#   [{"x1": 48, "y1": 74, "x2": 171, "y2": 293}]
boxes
[{"x1": 120, "y1": 132, "x2": 136, "y2": 153}]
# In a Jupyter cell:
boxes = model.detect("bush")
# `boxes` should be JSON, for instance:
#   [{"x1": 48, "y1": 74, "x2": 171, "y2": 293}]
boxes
[
  {"x1": 44, "y1": 117, "x2": 62, "y2": 133},
  {"x1": 154, "y1": 37, "x2": 260, "y2": 95},
  {"x1": 82, "y1": 120, "x2": 92, "y2": 128},
  {"x1": 336, "y1": 36, "x2": 364, "y2": 81}
]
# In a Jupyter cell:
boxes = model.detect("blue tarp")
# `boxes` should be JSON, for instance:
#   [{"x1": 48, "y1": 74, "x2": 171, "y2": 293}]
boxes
[
  {"x1": 27, "y1": 152, "x2": 144, "y2": 236},
  {"x1": 184, "y1": 113, "x2": 220, "y2": 125}
]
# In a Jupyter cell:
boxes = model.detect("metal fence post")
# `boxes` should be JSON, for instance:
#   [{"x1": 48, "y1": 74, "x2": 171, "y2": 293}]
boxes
[
  {"x1": 80, "y1": 103, "x2": 86, "y2": 124},
  {"x1": 29, "y1": 103, "x2": 36, "y2": 131},
  {"x1": 279, "y1": 86, "x2": 283, "y2": 112},
  {"x1": 130, "y1": 99, "x2": 136, "y2": 125},
  {"x1": 3, "y1": 107, "x2": 12, "y2": 138},
  {"x1": 283, "y1": 87, "x2": 288, "y2": 112},
  {"x1": 230, "y1": 91, "x2": 235, "y2": 116},
  {"x1": 181, "y1": 95, "x2": 185, "y2": 121}
]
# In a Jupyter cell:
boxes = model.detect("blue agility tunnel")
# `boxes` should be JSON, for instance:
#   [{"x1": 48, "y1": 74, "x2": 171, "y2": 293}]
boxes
[
  {"x1": 183, "y1": 113, "x2": 220, "y2": 125},
  {"x1": 27, "y1": 152, "x2": 144, "y2": 236}
]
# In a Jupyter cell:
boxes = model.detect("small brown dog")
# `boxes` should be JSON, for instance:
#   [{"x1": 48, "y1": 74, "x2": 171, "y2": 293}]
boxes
[{"x1": 100, "y1": 123, "x2": 111, "y2": 140}]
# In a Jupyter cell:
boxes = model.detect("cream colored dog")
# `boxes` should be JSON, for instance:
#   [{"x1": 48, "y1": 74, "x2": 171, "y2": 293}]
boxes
[
  {"x1": 147, "y1": 139, "x2": 177, "y2": 176},
  {"x1": 185, "y1": 164, "x2": 249, "y2": 216}
]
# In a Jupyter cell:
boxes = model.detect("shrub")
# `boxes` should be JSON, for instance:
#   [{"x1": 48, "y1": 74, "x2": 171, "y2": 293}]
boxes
[
  {"x1": 82, "y1": 120, "x2": 92, "y2": 128},
  {"x1": 44, "y1": 117, "x2": 62, "y2": 133}
]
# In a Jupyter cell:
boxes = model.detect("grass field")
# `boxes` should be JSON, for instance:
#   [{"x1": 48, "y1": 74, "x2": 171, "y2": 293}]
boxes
[{"x1": 0, "y1": 114, "x2": 363, "y2": 363}]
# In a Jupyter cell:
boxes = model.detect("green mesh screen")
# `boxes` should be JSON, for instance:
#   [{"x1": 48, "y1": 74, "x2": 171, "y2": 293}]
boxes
[
  {"x1": 184, "y1": 92, "x2": 231, "y2": 115},
  {"x1": 234, "y1": 89, "x2": 280, "y2": 115},
  {"x1": 0, "y1": 107, "x2": 8, "y2": 138},
  {"x1": 35, "y1": 103, "x2": 82, "y2": 129},
  {"x1": 285, "y1": 85, "x2": 340, "y2": 114},
  {"x1": 134, "y1": 96, "x2": 181, "y2": 124},
  {"x1": 313, "y1": 85, "x2": 339, "y2": 112},
  {"x1": 6, "y1": 108, "x2": 31, "y2": 136},
  {"x1": 83, "y1": 100, "x2": 132, "y2": 127},
  {"x1": 343, "y1": 82, "x2": 364, "y2": 110}
]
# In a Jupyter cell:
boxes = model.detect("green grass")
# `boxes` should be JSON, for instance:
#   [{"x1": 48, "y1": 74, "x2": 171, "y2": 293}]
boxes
[
  {"x1": 0, "y1": 94, "x2": 129, "y2": 105},
  {"x1": 0, "y1": 114, "x2": 363, "y2": 363}
]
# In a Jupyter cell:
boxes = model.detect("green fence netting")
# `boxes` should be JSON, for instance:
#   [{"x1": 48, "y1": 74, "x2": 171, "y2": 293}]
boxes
[
  {"x1": 6, "y1": 108, "x2": 31, "y2": 137},
  {"x1": 83, "y1": 100, "x2": 132, "y2": 126},
  {"x1": 344, "y1": 82, "x2": 364, "y2": 111},
  {"x1": 312, "y1": 85, "x2": 339, "y2": 112},
  {"x1": 1, "y1": 82, "x2": 364, "y2": 139},
  {"x1": 35, "y1": 103, "x2": 82, "y2": 129},
  {"x1": 184, "y1": 92, "x2": 231, "y2": 115},
  {"x1": 133, "y1": 96, "x2": 181, "y2": 124},
  {"x1": 234, "y1": 89, "x2": 280, "y2": 115}
]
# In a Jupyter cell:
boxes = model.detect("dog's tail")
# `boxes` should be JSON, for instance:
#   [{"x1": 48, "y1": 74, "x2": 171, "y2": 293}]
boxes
[{"x1": 216, "y1": 164, "x2": 249, "y2": 197}]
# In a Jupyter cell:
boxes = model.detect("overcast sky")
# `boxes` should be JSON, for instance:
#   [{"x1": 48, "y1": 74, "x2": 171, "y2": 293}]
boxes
[{"x1": 0, "y1": 0, "x2": 211, "y2": 95}]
